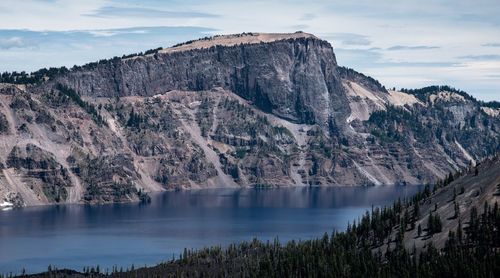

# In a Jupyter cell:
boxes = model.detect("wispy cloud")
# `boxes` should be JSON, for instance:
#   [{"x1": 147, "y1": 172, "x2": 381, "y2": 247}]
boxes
[
  {"x1": 482, "y1": 43, "x2": 500, "y2": 47},
  {"x1": 324, "y1": 33, "x2": 371, "y2": 46},
  {"x1": 457, "y1": 54, "x2": 500, "y2": 60},
  {"x1": 299, "y1": 13, "x2": 316, "y2": 21},
  {"x1": 86, "y1": 6, "x2": 219, "y2": 18},
  {"x1": 0, "y1": 36, "x2": 31, "y2": 49},
  {"x1": 376, "y1": 61, "x2": 457, "y2": 67},
  {"x1": 291, "y1": 24, "x2": 308, "y2": 30},
  {"x1": 387, "y1": 45, "x2": 440, "y2": 51},
  {"x1": 455, "y1": 12, "x2": 500, "y2": 26},
  {"x1": 85, "y1": 28, "x2": 152, "y2": 37},
  {"x1": 334, "y1": 48, "x2": 383, "y2": 68}
]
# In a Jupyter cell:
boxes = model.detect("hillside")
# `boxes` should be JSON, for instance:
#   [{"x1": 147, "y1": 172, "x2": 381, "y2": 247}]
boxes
[
  {"x1": 379, "y1": 155, "x2": 500, "y2": 252},
  {"x1": 21, "y1": 156, "x2": 500, "y2": 277},
  {"x1": 0, "y1": 32, "x2": 499, "y2": 206}
]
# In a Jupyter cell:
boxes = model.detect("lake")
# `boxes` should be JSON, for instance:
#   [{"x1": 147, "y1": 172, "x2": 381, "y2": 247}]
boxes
[{"x1": 0, "y1": 185, "x2": 422, "y2": 275}]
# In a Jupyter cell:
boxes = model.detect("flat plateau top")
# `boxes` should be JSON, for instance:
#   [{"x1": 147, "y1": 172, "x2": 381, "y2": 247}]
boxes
[{"x1": 160, "y1": 32, "x2": 318, "y2": 54}]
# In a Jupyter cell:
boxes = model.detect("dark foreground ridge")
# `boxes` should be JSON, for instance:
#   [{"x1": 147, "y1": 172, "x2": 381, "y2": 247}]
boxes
[{"x1": 14, "y1": 155, "x2": 500, "y2": 277}]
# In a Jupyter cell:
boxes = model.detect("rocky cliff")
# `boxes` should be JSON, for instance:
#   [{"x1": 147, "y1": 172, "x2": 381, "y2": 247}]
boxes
[
  {"x1": 46, "y1": 32, "x2": 347, "y2": 126},
  {"x1": 1, "y1": 32, "x2": 499, "y2": 206}
]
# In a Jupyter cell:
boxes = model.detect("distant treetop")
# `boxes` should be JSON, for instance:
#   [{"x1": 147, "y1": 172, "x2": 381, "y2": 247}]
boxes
[
  {"x1": 400, "y1": 85, "x2": 498, "y2": 108},
  {"x1": 0, "y1": 47, "x2": 163, "y2": 85}
]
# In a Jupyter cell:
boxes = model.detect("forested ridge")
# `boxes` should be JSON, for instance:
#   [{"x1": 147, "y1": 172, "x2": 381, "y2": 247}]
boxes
[
  {"x1": 10, "y1": 156, "x2": 500, "y2": 278},
  {"x1": 400, "y1": 85, "x2": 500, "y2": 108},
  {"x1": 0, "y1": 48, "x2": 164, "y2": 85}
]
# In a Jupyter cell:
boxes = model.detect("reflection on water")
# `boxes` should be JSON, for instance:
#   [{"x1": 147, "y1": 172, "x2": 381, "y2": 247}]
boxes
[{"x1": 0, "y1": 186, "x2": 422, "y2": 274}]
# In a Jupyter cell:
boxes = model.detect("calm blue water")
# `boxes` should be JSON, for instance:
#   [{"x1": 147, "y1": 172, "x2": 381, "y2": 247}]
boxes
[{"x1": 0, "y1": 186, "x2": 422, "y2": 274}]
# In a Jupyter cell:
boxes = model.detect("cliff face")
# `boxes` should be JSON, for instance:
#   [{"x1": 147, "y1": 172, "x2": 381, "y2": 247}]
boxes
[
  {"x1": 0, "y1": 32, "x2": 499, "y2": 206},
  {"x1": 51, "y1": 34, "x2": 347, "y2": 125}
]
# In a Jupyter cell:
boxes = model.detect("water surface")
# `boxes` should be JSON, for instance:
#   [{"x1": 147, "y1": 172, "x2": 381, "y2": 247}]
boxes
[{"x1": 0, "y1": 186, "x2": 422, "y2": 274}]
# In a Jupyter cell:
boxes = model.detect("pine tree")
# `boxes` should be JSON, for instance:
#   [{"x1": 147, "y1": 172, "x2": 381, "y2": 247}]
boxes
[
  {"x1": 434, "y1": 213, "x2": 442, "y2": 233},
  {"x1": 454, "y1": 201, "x2": 460, "y2": 219},
  {"x1": 428, "y1": 212, "x2": 434, "y2": 235},
  {"x1": 457, "y1": 219, "x2": 463, "y2": 244},
  {"x1": 413, "y1": 201, "x2": 420, "y2": 220}
]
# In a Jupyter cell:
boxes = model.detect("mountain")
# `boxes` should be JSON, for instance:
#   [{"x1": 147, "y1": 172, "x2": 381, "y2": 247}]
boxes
[
  {"x1": 23, "y1": 155, "x2": 500, "y2": 277},
  {"x1": 0, "y1": 32, "x2": 499, "y2": 206}
]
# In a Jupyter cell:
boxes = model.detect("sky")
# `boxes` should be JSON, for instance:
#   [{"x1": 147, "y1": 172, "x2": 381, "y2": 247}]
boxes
[{"x1": 0, "y1": 0, "x2": 499, "y2": 101}]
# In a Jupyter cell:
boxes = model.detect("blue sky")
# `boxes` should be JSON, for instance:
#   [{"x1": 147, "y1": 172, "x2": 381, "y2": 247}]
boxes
[{"x1": 0, "y1": 0, "x2": 499, "y2": 101}]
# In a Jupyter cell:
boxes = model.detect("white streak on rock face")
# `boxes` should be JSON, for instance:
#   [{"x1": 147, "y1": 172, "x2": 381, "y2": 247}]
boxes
[
  {"x1": 387, "y1": 90, "x2": 424, "y2": 107},
  {"x1": 346, "y1": 101, "x2": 372, "y2": 123},
  {"x1": 481, "y1": 107, "x2": 500, "y2": 117},
  {"x1": 429, "y1": 91, "x2": 466, "y2": 104},
  {"x1": 353, "y1": 161, "x2": 382, "y2": 186},
  {"x1": 343, "y1": 81, "x2": 386, "y2": 123},
  {"x1": 236, "y1": 91, "x2": 311, "y2": 186},
  {"x1": 176, "y1": 105, "x2": 239, "y2": 188},
  {"x1": 104, "y1": 111, "x2": 164, "y2": 193},
  {"x1": 345, "y1": 81, "x2": 386, "y2": 106},
  {"x1": 0, "y1": 201, "x2": 13, "y2": 207},
  {"x1": 1, "y1": 169, "x2": 44, "y2": 206},
  {"x1": 455, "y1": 140, "x2": 476, "y2": 166}
]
